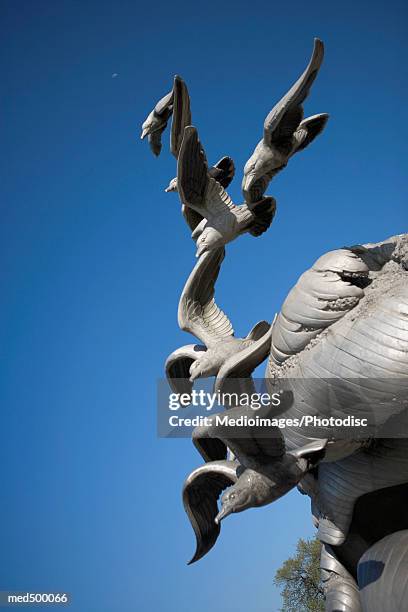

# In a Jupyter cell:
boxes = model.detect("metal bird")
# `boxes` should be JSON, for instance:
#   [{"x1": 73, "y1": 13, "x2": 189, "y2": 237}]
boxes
[
  {"x1": 178, "y1": 126, "x2": 276, "y2": 257},
  {"x1": 242, "y1": 38, "x2": 329, "y2": 203},
  {"x1": 141, "y1": 76, "x2": 236, "y2": 196},
  {"x1": 165, "y1": 247, "x2": 272, "y2": 397},
  {"x1": 140, "y1": 86, "x2": 174, "y2": 156},
  {"x1": 165, "y1": 156, "x2": 235, "y2": 193},
  {"x1": 183, "y1": 421, "x2": 328, "y2": 563},
  {"x1": 164, "y1": 75, "x2": 235, "y2": 194}
]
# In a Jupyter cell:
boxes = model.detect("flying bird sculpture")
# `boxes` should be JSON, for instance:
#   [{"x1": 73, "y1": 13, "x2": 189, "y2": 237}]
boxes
[
  {"x1": 141, "y1": 76, "x2": 235, "y2": 195},
  {"x1": 177, "y1": 126, "x2": 276, "y2": 256},
  {"x1": 242, "y1": 38, "x2": 328, "y2": 203},
  {"x1": 140, "y1": 85, "x2": 174, "y2": 156},
  {"x1": 183, "y1": 426, "x2": 327, "y2": 563},
  {"x1": 140, "y1": 40, "x2": 408, "y2": 612},
  {"x1": 164, "y1": 75, "x2": 235, "y2": 193},
  {"x1": 165, "y1": 247, "x2": 272, "y2": 396}
]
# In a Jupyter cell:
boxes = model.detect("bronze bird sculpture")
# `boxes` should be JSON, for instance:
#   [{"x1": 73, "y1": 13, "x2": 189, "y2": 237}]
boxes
[
  {"x1": 177, "y1": 126, "x2": 276, "y2": 257},
  {"x1": 165, "y1": 247, "x2": 272, "y2": 396},
  {"x1": 242, "y1": 38, "x2": 329, "y2": 203}
]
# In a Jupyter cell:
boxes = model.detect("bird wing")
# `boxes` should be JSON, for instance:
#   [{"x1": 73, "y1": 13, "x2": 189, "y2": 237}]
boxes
[
  {"x1": 170, "y1": 76, "x2": 192, "y2": 158},
  {"x1": 214, "y1": 320, "x2": 273, "y2": 395},
  {"x1": 183, "y1": 460, "x2": 238, "y2": 564},
  {"x1": 247, "y1": 196, "x2": 277, "y2": 237},
  {"x1": 242, "y1": 168, "x2": 285, "y2": 205},
  {"x1": 291, "y1": 113, "x2": 329, "y2": 154},
  {"x1": 178, "y1": 247, "x2": 234, "y2": 347},
  {"x1": 194, "y1": 404, "x2": 286, "y2": 463},
  {"x1": 154, "y1": 87, "x2": 174, "y2": 115},
  {"x1": 147, "y1": 130, "x2": 163, "y2": 157},
  {"x1": 263, "y1": 38, "x2": 324, "y2": 153},
  {"x1": 209, "y1": 156, "x2": 236, "y2": 189},
  {"x1": 182, "y1": 204, "x2": 204, "y2": 233},
  {"x1": 192, "y1": 428, "x2": 229, "y2": 462},
  {"x1": 181, "y1": 153, "x2": 235, "y2": 232},
  {"x1": 178, "y1": 126, "x2": 239, "y2": 219},
  {"x1": 165, "y1": 344, "x2": 207, "y2": 396}
]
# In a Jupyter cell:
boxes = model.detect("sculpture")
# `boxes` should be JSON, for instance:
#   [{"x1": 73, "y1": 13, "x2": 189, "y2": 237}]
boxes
[
  {"x1": 142, "y1": 38, "x2": 408, "y2": 611},
  {"x1": 177, "y1": 127, "x2": 276, "y2": 256},
  {"x1": 241, "y1": 38, "x2": 328, "y2": 203},
  {"x1": 165, "y1": 247, "x2": 272, "y2": 394}
]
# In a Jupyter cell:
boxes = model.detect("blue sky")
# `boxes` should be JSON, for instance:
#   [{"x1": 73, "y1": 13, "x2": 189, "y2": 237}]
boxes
[{"x1": 1, "y1": 1, "x2": 406, "y2": 610}]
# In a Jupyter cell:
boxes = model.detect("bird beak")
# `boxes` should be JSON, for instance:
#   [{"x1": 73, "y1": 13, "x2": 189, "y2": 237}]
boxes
[
  {"x1": 164, "y1": 185, "x2": 173, "y2": 193},
  {"x1": 189, "y1": 371, "x2": 199, "y2": 383},
  {"x1": 215, "y1": 506, "x2": 232, "y2": 524},
  {"x1": 140, "y1": 128, "x2": 148, "y2": 140}
]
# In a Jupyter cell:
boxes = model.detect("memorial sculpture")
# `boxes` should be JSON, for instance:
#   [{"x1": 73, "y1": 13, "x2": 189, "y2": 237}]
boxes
[{"x1": 141, "y1": 39, "x2": 408, "y2": 612}]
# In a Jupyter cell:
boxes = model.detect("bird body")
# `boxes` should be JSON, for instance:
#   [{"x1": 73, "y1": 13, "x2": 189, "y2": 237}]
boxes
[
  {"x1": 183, "y1": 435, "x2": 328, "y2": 563},
  {"x1": 216, "y1": 455, "x2": 305, "y2": 522},
  {"x1": 242, "y1": 38, "x2": 329, "y2": 202},
  {"x1": 178, "y1": 126, "x2": 276, "y2": 256},
  {"x1": 188, "y1": 336, "x2": 251, "y2": 381},
  {"x1": 165, "y1": 247, "x2": 272, "y2": 396}
]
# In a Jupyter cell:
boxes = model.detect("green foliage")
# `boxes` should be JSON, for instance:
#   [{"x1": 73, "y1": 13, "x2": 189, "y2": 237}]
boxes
[{"x1": 274, "y1": 537, "x2": 325, "y2": 612}]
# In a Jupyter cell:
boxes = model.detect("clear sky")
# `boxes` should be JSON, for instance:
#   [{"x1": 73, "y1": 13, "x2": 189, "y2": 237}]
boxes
[{"x1": 1, "y1": 1, "x2": 406, "y2": 611}]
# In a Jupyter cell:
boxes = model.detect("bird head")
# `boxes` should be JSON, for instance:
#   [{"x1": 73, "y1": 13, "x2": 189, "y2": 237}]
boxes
[
  {"x1": 140, "y1": 111, "x2": 155, "y2": 139},
  {"x1": 215, "y1": 483, "x2": 253, "y2": 522},
  {"x1": 215, "y1": 457, "x2": 310, "y2": 524},
  {"x1": 195, "y1": 228, "x2": 224, "y2": 258},
  {"x1": 165, "y1": 177, "x2": 178, "y2": 193}
]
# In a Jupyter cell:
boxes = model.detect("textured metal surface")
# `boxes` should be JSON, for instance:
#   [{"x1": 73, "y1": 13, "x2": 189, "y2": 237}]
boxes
[
  {"x1": 358, "y1": 531, "x2": 408, "y2": 611},
  {"x1": 317, "y1": 440, "x2": 408, "y2": 545},
  {"x1": 270, "y1": 249, "x2": 369, "y2": 366},
  {"x1": 266, "y1": 241, "x2": 408, "y2": 455},
  {"x1": 321, "y1": 544, "x2": 362, "y2": 612},
  {"x1": 165, "y1": 247, "x2": 272, "y2": 396},
  {"x1": 177, "y1": 126, "x2": 276, "y2": 256},
  {"x1": 242, "y1": 38, "x2": 328, "y2": 203}
]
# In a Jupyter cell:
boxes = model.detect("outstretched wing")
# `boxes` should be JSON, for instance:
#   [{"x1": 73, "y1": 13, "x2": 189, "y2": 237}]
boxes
[
  {"x1": 263, "y1": 38, "x2": 324, "y2": 154},
  {"x1": 214, "y1": 320, "x2": 273, "y2": 395},
  {"x1": 183, "y1": 460, "x2": 238, "y2": 564},
  {"x1": 193, "y1": 404, "x2": 286, "y2": 465},
  {"x1": 165, "y1": 344, "x2": 207, "y2": 395},
  {"x1": 178, "y1": 126, "x2": 238, "y2": 219},
  {"x1": 180, "y1": 154, "x2": 235, "y2": 231},
  {"x1": 170, "y1": 76, "x2": 192, "y2": 158},
  {"x1": 178, "y1": 247, "x2": 234, "y2": 347}
]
